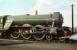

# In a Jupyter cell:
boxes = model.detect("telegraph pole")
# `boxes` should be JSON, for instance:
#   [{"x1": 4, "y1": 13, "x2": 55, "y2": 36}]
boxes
[{"x1": 72, "y1": 4, "x2": 74, "y2": 34}]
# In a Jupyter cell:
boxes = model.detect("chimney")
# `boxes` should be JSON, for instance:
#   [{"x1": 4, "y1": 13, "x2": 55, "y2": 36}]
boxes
[{"x1": 35, "y1": 10, "x2": 38, "y2": 15}]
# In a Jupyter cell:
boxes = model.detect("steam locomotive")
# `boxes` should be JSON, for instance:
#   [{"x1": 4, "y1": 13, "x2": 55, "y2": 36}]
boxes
[{"x1": 0, "y1": 12, "x2": 64, "y2": 40}]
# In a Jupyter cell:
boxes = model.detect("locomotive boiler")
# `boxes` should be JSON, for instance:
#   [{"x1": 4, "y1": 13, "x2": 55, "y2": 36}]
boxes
[{"x1": 0, "y1": 12, "x2": 63, "y2": 40}]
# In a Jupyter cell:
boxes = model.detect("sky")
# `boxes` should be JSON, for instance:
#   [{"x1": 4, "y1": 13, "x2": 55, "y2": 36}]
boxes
[{"x1": 0, "y1": 0, "x2": 77, "y2": 27}]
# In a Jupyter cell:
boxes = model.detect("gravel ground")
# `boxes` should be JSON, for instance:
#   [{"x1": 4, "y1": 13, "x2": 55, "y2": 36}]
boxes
[{"x1": 0, "y1": 39, "x2": 77, "y2": 50}]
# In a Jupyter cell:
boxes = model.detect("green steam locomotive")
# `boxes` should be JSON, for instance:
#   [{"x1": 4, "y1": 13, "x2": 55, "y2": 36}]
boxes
[{"x1": 0, "y1": 12, "x2": 63, "y2": 40}]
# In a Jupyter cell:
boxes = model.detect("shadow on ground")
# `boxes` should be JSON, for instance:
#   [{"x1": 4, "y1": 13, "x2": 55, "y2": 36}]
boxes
[{"x1": 0, "y1": 39, "x2": 37, "y2": 46}]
